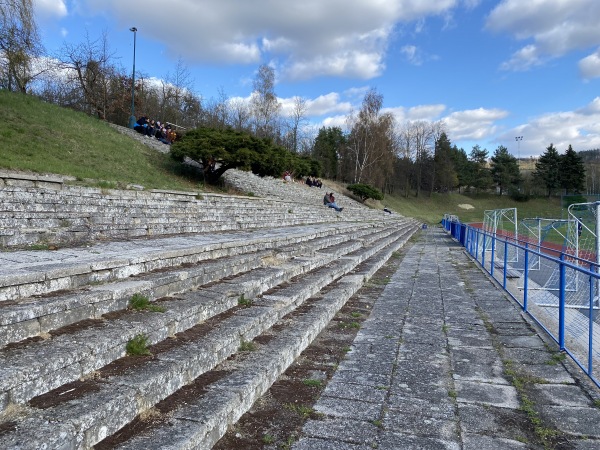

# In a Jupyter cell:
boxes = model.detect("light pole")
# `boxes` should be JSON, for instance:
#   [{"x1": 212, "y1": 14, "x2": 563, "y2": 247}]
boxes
[
  {"x1": 515, "y1": 136, "x2": 523, "y2": 169},
  {"x1": 128, "y1": 27, "x2": 137, "y2": 129}
]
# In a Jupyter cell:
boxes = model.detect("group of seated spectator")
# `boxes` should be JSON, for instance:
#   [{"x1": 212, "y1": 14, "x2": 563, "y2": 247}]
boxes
[
  {"x1": 305, "y1": 176, "x2": 322, "y2": 188},
  {"x1": 134, "y1": 116, "x2": 178, "y2": 145}
]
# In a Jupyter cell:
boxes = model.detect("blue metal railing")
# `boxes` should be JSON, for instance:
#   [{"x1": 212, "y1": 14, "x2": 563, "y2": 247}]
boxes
[{"x1": 442, "y1": 217, "x2": 600, "y2": 387}]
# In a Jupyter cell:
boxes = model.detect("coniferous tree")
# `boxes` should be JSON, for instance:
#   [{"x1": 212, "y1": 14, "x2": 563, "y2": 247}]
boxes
[
  {"x1": 312, "y1": 126, "x2": 344, "y2": 179},
  {"x1": 433, "y1": 132, "x2": 457, "y2": 193},
  {"x1": 560, "y1": 145, "x2": 585, "y2": 194},
  {"x1": 468, "y1": 145, "x2": 493, "y2": 192},
  {"x1": 533, "y1": 144, "x2": 561, "y2": 197},
  {"x1": 490, "y1": 145, "x2": 520, "y2": 195}
]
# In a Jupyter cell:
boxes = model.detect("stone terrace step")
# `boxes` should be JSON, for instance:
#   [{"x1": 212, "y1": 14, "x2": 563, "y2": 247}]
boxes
[
  {"x1": 0, "y1": 222, "x2": 377, "y2": 303},
  {"x1": 0, "y1": 223, "x2": 416, "y2": 412},
  {"x1": 0, "y1": 222, "x2": 403, "y2": 349},
  {"x1": 0, "y1": 171, "x2": 395, "y2": 249},
  {"x1": 0, "y1": 223, "x2": 418, "y2": 449}
]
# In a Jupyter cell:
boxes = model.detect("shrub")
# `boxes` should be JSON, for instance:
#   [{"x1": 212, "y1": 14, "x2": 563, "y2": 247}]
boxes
[
  {"x1": 129, "y1": 293, "x2": 166, "y2": 312},
  {"x1": 346, "y1": 183, "x2": 384, "y2": 202},
  {"x1": 126, "y1": 334, "x2": 151, "y2": 356}
]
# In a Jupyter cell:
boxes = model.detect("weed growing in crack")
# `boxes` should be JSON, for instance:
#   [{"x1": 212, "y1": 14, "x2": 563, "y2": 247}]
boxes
[
  {"x1": 239, "y1": 339, "x2": 256, "y2": 352},
  {"x1": 262, "y1": 434, "x2": 275, "y2": 444},
  {"x1": 126, "y1": 333, "x2": 151, "y2": 356},
  {"x1": 129, "y1": 293, "x2": 166, "y2": 312},
  {"x1": 238, "y1": 294, "x2": 252, "y2": 307},
  {"x1": 286, "y1": 404, "x2": 314, "y2": 418},
  {"x1": 302, "y1": 379, "x2": 322, "y2": 387},
  {"x1": 545, "y1": 352, "x2": 566, "y2": 365}
]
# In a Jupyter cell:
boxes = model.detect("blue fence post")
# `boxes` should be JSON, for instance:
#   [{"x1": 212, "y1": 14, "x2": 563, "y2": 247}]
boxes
[
  {"x1": 503, "y1": 239, "x2": 508, "y2": 289},
  {"x1": 523, "y1": 243, "x2": 529, "y2": 312},
  {"x1": 589, "y1": 262, "x2": 595, "y2": 373},
  {"x1": 482, "y1": 234, "x2": 486, "y2": 269},
  {"x1": 490, "y1": 234, "x2": 496, "y2": 278},
  {"x1": 558, "y1": 254, "x2": 566, "y2": 351}
]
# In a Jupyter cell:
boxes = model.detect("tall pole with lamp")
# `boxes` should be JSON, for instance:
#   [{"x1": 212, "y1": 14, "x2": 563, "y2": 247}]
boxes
[
  {"x1": 515, "y1": 136, "x2": 523, "y2": 167},
  {"x1": 128, "y1": 27, "x2": 137, "y2": 129}
]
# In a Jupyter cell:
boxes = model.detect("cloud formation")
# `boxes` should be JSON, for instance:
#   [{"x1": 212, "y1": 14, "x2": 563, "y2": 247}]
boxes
[
  {"x1": 69, "y1": 0, "x2": 462, "y2": 80},
  {"x1": 33, "y1": 0, "x2": 67, "y2": 20},
  {"x1": 487, "y1": 0, "x2": 600, "y2": 77},
  {"x1": 498, "y1": 97, "x2": 600, "y2": 157}
]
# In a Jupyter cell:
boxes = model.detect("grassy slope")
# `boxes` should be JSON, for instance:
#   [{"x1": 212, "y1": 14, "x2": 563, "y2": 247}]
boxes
[
  {"x1": 0, "y1": 90, "x2": 199, "y2": 191},
  {"x1": 379, "y1": 192, "x2": 564, "y2": 225},
  {"x1": 1, "y1": 90, "x2": 565, "y2": 224}
]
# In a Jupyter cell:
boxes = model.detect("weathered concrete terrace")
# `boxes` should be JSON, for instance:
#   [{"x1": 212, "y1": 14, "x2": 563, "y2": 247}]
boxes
[{"x1": 292, "y1": 228, "x2": 600, "y2": 450}]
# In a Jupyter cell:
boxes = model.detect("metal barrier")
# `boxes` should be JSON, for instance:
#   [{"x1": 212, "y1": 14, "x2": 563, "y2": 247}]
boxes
[{"x1": 442, "y1": 218, "x2": 600, "y2": 388}]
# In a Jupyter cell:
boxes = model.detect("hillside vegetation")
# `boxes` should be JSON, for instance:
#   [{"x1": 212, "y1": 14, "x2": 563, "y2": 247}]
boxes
[
  {"x1": 0, "y1": 90, "x2": 199, "y2": 191},
  {"x1": 1, "y1": 90, "x2": 565, "y2": 224}
]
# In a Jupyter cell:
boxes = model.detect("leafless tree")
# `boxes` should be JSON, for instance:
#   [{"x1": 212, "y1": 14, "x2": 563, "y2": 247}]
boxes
[
  {"x1": 228, "y1": 97, "x2": 252, "y2": 132},
  {"x1": 249, "y1": 64, "x2": 280, "y2": 139},
  {"x1": 286, "y1": 96, "x2": 308, "y2": 153},
  {"x1": 0, "y1": 0, "x2": 43, "y2": 92},
  {"x1": 344, "y1": 88, "x2": 396, "y2": 189},
  {"x1": 56, "y1": 31, "x2": 119, "y2": 119}
]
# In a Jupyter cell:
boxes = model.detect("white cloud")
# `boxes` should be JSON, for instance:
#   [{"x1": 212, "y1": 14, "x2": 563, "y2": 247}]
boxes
[
  {"x1": 579, "y1": 49, "x2": 600, "y2": 80},
  {"x1": 443, "y1": 107, "x2": 509, "y2": 141},
  {"x1": 400, "y1": 45, "x2": 421, "y2": 65},
  {"x1": 486, "y1": 0, "x2": 600, "y2": 73},
  {"x1": 34, "y1": 0, "x2": 67, "y2": 20},
  {"x1": 72, "y1": 0, "x2": 464, "y2": 80},
  {"x1": 497, "y1": 97, "x2": 600, "y2": 157}
]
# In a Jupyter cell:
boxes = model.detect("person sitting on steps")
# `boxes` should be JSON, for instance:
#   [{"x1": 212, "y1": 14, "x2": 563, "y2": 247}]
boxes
[{"x1": 323, "y1": 192, "x2": 343, "y2": 212}]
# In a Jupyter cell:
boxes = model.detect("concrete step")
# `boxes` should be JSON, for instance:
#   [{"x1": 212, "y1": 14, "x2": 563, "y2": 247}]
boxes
[
  {"x1": 0, "y1": 222, "x2": 402, "y2": 348},
  {"x1": 0, "y1": 224, "x2": 418, "y2": 449},
  {"x1": 0, "y1": 222, "x2": 379, "y2": 303},
  {"x1": 0, "y1": 177, "x2": 394, "y2": 249},
  {"x1": 0, "y1": 223, "x2": 417, "y2": 416}
]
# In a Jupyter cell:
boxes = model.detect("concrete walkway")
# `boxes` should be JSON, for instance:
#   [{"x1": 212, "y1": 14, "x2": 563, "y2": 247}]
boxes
[{"x1": 293, "y1": 227, "x2": 600, "y2": 450}]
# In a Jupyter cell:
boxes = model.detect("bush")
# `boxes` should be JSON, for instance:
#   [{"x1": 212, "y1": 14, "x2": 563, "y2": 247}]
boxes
[
  {"x1": 346, "y1": 184, "x2": 384, "y2": 202},
  {"x1": 508, "y1": 189, "x2": 529, "y2": 202}
]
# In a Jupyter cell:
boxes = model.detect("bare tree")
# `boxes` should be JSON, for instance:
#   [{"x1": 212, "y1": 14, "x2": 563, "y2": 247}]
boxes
[
  {"x1": 0, "y1": 0, "x2": 43, "y2": 92},
  {"x1": 344, "y1": 88, "x2": 395, "y2": 189},
  {"x1": 228, "y1": 97, "x2": 251, "y2": 132},
  {"x1": 287, "y1": 96, "x2": 307, "y2": 153},
  {"x1": 250, "y1": 64, "x2": 280, "y2": 139},
  {"x1": 164, "y1": 57, "x2": 194, "y2": 126},
  {"x1": 56, "y1": 31, "x2": 118, "y2": 119}
]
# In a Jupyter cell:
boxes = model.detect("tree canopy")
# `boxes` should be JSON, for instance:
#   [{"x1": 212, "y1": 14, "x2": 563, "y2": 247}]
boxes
[
  {"x1": 170, "y1": 126, "x2": 318, "y2": 184},
  {"x1": 560, "y1": 145, "x2": 585, "y2": 194},
  {"x1": 533, "y1": 144, "x2": 561, "y2": 197},
  {"x1": 490, "y1": 145, "x2": 520, "y2": 195}
]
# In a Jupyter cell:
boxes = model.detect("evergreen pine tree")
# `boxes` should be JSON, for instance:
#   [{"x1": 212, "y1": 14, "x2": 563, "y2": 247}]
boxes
[
  {"x1": 560, "y1": 145, "x2": 585, "y2": 194},
  {"x1": 533, "y1": 144, "x2": 561, "y2": 197}
]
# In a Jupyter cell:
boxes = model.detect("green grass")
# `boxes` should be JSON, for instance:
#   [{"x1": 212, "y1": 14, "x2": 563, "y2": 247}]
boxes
[
  {"x1": 128, "y1": 293, "x2": 166, "y2": 313},
  {"x1": 239, "y1": 339, "x2": 257, "y2": 352},
  {"x1": 126, "y1": 334, "x2": 151, "y2": 356},
  {"x1": 1, "y1": 90, "x2": 567, "y2": 225},
  {"x1": 381, "y1": 191, "x2": 563, "y2": 225},
  {"x1": 0, "y1": 90, "x2": 199, "y2": 191}
]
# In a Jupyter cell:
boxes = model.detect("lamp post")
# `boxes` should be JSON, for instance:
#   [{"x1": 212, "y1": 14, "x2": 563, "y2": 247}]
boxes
[
  {"x1": 128, "y1": 27, "x2": 137, "y2": 129},
  {"x1": 515, "y1": 136, "x2": 523, "y2": 167}
]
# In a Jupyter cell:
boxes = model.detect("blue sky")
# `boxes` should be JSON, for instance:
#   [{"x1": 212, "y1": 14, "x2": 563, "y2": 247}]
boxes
[{"x1": 33, "y1": 0, "x2": 600, "y2": 159}]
